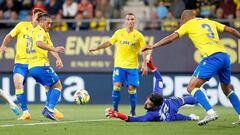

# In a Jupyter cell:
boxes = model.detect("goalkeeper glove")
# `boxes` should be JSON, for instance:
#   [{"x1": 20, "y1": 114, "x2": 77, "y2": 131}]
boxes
[{"x1": 105, "y1": 108, "x2": 128, "y2": 121}]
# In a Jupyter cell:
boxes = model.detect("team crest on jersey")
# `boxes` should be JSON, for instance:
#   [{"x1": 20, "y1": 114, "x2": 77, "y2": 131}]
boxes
[{"x1": 38, "y1": 34, "x2": 43, "y2": 40}]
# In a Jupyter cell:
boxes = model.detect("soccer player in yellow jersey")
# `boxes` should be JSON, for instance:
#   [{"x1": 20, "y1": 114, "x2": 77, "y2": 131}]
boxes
[
  {"x1": 0, "y1": 9, "x2": 43, "y2": 120},
  {"x1": 0, "y1": 9, "x2": 63, "y2": 120},
  {"x1": 28, "y1": 13, "x2": 64, "y2": 120},
  {"x1": 89, "y1": 13, "x2": 148, "y2": 116},
  {"x1": 142, "y1": 10, "x2": 240, "y2": 126}
]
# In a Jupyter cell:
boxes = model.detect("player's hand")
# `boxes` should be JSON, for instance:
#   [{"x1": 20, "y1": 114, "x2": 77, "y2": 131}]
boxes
[
  {"x1": 141, "y1": 45, "x2": 153, "y2": 52},
  {"x1": 0, "y1": 45, "x2": 8, "y2": 52},
  {"x1": 56, "y1": 58, "x2": 63, "y2": 69},
  {"x1": 105, "y1": 108, "x2": 118, "y2": 118},
  {"x1": 141, "y1": 65, "x2": 148, "y2": 76},
  {"x1": 89, "y1": 47, "x2": 98, "y2": 53},
  {"x1": 53, "y1": 46, "x2": 65, "y2": 53}
]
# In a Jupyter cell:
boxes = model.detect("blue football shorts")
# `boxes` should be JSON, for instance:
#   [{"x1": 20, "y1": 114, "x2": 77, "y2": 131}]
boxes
[
  {"x1": 29, "y1": 66, "x2": 59, "y2": 87},
  {"x1": 193, "y1": 52, "x2": 231, "y2": 85},
  {"x1": 112, "y1": 67, "x2": 139, "y2": 87},
  {"x1": 13, "y1": 63, "x2": 29, "y2": 84}
]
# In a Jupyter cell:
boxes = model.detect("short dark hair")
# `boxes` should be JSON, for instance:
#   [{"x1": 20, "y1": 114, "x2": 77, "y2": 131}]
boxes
[
  {"x1": 36, "y1": 13, "x2": 50, "y2": 22},
  {"x1": 149, "y1": 93, "x2": 163, "y2": 107},
  {"x1": 126, "y1": 12, "x2": 135, "y2": 17},
  {"x1": 32, "y1": 8, "x2": 44, "y2": 15}
]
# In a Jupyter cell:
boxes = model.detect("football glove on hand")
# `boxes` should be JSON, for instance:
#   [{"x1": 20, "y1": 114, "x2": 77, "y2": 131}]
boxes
[{"x1": 105, "y1": 108, "x2": 128, "y2": 121}]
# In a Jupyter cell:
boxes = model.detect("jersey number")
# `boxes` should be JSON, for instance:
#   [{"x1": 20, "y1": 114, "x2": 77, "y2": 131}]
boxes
[
  {"x1": 26, "y1": 37, "x2": 36, "y2": 54},
  {"x1": 201, "y1": 24, "x2": 214, "y2": 38}
]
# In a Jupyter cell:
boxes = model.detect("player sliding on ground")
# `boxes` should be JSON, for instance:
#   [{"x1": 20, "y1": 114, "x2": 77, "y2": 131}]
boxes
[{"x1": 105, "y1": 55, "x2": 199, "y2": 122}]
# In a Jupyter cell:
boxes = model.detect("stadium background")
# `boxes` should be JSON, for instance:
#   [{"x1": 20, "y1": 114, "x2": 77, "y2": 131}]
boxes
[{"x1": 0, "y1": 0, "x2": 240, "y2": 107}]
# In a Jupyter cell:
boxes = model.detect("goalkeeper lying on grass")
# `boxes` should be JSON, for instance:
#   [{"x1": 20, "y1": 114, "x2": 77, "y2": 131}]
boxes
[{"x1": 106, "y1": 55, "x2": 199, "y2": 122}]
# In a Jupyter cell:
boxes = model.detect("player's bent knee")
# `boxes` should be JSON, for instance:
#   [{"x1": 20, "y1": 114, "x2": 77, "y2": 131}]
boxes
[
  {"x1": 113, "y1": 86, "x2": 121, "y2": 91},
  {"x1": 128, "y1": 89, "x2": 136, "y2": 94},
  {"x1": 51, "y1": 81, "x2": 62, "y2": 90},
  {"x1": 13, "y1": 74, "x2": 24, "y2": 89}
]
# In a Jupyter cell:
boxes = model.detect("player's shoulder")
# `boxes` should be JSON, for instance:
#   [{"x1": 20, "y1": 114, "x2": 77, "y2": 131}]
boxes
[
  {"x1": 17, "y1": 21, "x2": 31, "y2": 26},
  {"x1": 33, "y1": 25, "x2": 44, "y2": 32},
  {"x1": 115, "y1": 28, "x2": 125, "y2": 33},
  {"x1": 133, "y1": 29, "x2": 144, "y2": 37}
]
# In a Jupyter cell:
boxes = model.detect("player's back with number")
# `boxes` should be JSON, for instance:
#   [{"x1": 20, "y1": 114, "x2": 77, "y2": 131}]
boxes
[
  {"x1": 176, "y1": 18, "x2": 226, "y2": 57},
  {"x1": 10, "y1": 21, "x2": 33, "y2": 64}
]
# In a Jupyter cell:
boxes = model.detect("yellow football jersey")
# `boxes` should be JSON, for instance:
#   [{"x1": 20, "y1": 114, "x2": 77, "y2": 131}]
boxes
[
  {"x1": 28, "y1": 25, "x2": 53, "y2": 69},
  {"x1": 175, "y1": 18, "x2": 226, "y2": 57},
  {"x1": 109, "y1": 28, "x2": 146, "y2": 68},
  {"x1": 9, "y1": 21, "x2": 34, "y2": 64}
]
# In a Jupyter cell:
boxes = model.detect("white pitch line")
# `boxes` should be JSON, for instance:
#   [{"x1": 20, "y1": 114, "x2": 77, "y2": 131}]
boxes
[{"x1": 0, "y1": 119, "x2": 113, "y2": 128}]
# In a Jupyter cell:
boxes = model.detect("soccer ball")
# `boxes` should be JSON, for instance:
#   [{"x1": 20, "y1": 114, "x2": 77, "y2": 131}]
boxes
[{"x1": 73, "y1": 89, "x2": 90, "y2": 104}]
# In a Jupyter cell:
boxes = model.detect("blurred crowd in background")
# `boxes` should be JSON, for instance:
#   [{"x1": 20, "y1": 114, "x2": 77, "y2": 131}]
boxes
[{"x1": 0, "y1": 0, "x2": 240, "y2": 31}]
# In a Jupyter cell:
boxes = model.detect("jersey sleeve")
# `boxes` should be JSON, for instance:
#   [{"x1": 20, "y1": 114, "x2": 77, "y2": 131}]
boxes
[
  {"x1": 108, "y1": 30, "x2": 118, "y2": 45},
  {"x1": 9, "y1": 22, "x2": 22, "y2": 37},
  {"x1": 126, "y1": 111, "x2": 159, "y2": 122},
  {"x1": 213, "y1": 21, "x2": 225, "y2": 32},
  {"x1": 175, "y1": 23, "x2": 188, "y2": 38},
  {"x1": 138, "y1": 32, "x2": 146, "y2": 49},
  {"x1": 165, "y1": 113, "x2": 191, "y2": 121}
]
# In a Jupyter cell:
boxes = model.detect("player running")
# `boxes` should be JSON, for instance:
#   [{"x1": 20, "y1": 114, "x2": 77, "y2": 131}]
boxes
[
  {"x1": 106, "y1": 55, "x2": 199, "y2": 122},
  {"x1": 142, "y1": 10, "x2": 240, "y2": 125}
]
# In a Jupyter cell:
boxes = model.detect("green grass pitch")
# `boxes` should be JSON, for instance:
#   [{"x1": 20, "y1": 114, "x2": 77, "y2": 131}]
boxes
[{"x1": 0, "y1": 104, "x2": 239, "y2": 135}]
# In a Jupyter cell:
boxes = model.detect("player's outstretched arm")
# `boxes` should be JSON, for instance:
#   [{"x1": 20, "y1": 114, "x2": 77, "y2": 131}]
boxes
[
  {"x1": 224, "y1": 26, "x2": 240, "y2": 38},
  {"x1": 141, "y1": 32, "x2": 179, "y2": 52},
  {"x1": 105, "y1": 108, "x2": 157, "y2": 122},
  {"x1": 0, "y1": 34, "x2": 13, "y2": 52},
  {"x1": 36, "y1": 41, "x2": 65, "y2": 53},
  {"x1": 141, "y1": 51, "x2": 148, "y2": 76},
  {"x1": 89, "y1": 41, "x2": 112, "y2": 52}
]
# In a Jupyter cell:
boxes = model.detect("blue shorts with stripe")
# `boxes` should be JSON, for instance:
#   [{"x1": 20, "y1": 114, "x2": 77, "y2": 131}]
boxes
[
  {"x1": 193, "y1": 52, "x2": 231, "y2": 85},
  {"x1": 13, "y1": 63, "x2": 29, "y2": 84},
  {"x1": 29, "y1": 66, "x2": 59, "y2": 87},
  {"x1": 112, "y1": 67, "x2": 139, "y2": 87}
]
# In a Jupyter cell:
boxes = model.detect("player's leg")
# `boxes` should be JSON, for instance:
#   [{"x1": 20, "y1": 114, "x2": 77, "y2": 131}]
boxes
[
  {"x1": 128, "y1": 85, "x2": 137, "y2": 116},
  {"x1": 0, "y1": 89, "x2": 20, "y2": 115},
  {"x1": 146, "y1": 54, "x2": 163, "y2": 95},
  {"x1": 217, "y1": 55, "x2": 240, "y2": 125},
  {"x1": 189, "y1": 54, "x2": 227, "y2": 125},
  {"x1": 127, "y1": 69, "x2": 139, "y2": 116},
  {"x1": 43, "y1": 67, "x2": 62, "y2": 121},
  {"x1": 29, "y1": 66, "x2": 61, "y2": 120},
  {"x1": 167, "y1": 97, "x2": 199, "y2": 121},
  {"x1": 13, "y1": 64, "x2": 31, "y2": 120},
  {"x1": 47, "y1": 81, "x2": 62, "y2": 112},
  {"x1": 221, "y1": 84, "x2": 240, "y2": 125},
  {"x1": 44, "y1": 87, "x2": 63, "y2": 119},
  {"x1": 180, "y1": 95, "x2": 198, "y2": 105},
  {"x1": 188, "y1": 77, "x2": 219, "y2": 125},
  {"x1": 112, "y1": 67, "x2": 124, "y2": 112}
]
